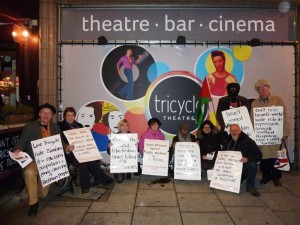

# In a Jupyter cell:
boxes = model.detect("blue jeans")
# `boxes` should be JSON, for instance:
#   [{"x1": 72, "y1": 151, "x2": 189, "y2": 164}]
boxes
[
  {"x1": 241, "y1": 161, "x2": 258, "y2": 188},
  {"x1": 118, "y1": 68, "x2": 134, "y2": 99}
]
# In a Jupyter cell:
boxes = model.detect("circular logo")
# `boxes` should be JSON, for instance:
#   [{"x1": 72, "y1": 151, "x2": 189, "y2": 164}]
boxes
[{"x1": 145, "y1": 71, "x2": 201, "y2": 135}]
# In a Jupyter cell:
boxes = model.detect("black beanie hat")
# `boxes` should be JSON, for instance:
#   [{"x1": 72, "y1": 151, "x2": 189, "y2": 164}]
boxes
[{"x1": 38, "y1": 103, "x2": 56, "y2": 115}]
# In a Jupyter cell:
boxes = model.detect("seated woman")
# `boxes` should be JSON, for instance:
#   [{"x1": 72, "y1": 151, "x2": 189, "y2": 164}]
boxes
[
  {"x1": 197, "y1": 120, "x2": 227, "y2": 171},
  {"x1": 107, "y1": 119, "x2": 134, "y2": 183},
  {"x1": 137, "y1": 118, "x2": 165, "y2": 175},
  {"x1": 58, "y1": 107, "x2": 114, "y2": 194}
]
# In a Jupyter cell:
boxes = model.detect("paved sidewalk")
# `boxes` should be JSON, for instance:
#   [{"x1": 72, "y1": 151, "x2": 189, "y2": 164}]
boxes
[{"x1": 0, "y1": 171, "x2": 300, "y2": 225}]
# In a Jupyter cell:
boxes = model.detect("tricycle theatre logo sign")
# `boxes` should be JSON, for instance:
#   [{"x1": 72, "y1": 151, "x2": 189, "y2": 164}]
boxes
[
  {"x1": 59, "y1": 7, "x2": 296, "y2": 41},
  {"x1": 145, "y1": 72, "x2": 201, "y2": 135}
]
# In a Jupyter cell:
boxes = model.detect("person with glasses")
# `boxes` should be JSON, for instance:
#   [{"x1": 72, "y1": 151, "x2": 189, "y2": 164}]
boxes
[
  {"x1": 251, "y1": 79, "x2": 291, "y2": 187},
  {"x1": 197, "y1": 120, "x2": 227, "y2": 172}
]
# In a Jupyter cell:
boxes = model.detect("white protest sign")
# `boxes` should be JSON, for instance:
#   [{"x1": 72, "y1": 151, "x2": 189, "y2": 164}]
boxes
[
  {"x1": 222, "y1": 106, "x2": 255, "y2": 140},
  {"x1": 110, "y1": 133, "x2": 138, "y2": 173},
  {"x1": 174, "y1": 142, "x2": 201, "y2": 180},
  {"x1": 31, "y1": 134, "x2": 69, "y2": 187},
  {"x1": 9, "y1": 151, "x2": 32, "y2": 168},
  {"x1": 63, "y1": 128, "x2": 102, "y2": 163},
  {"x1": 142, "y1": 139, "x2": 169, "y2": 176},
  {"x1": 253, "y1": 106, "x2": 283, "y2": 145},
  {"x1": 210, "y1": 151, "x2": 243, "y2": 193}
]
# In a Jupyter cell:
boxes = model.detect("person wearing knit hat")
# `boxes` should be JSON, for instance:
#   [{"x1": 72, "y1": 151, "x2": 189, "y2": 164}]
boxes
[
  {"x1": 12, "y1": 103, "x2": 74, "y2": 216},
  {"x1": 216, "y1": 82, "x2": 250, "y2": 130},
  {"x1": 251, "y1": 79, "x2": 291, "y2": 187}
]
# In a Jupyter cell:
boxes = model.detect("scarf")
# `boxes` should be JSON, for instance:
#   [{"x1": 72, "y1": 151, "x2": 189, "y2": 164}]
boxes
[
  {"x1": 178, "y1": 133, "x2": 192, "y2": 142},
  {"x1": 40, "y1": 123, "x2": 51, "y2": 138}
]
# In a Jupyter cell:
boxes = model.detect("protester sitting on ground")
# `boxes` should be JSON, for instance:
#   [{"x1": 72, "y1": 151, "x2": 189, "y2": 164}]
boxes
[
  {"x1": 58, "y1": 107, "x2": 114, "y2": 194},
  {"x1": 170, "y1": 122, "x2": 197, "y2": 176},
  {"x1": 197, "y1": 120, "x2": 227, "y2": 172},
  {"x1": 107, "y1": 119, "x2": 135, "y2": 183},
  {"x1": 222, "y1": 124, "x2": 262, "y2": 196},
  {"x1": 138, "y1": 118, "x2": 165, "y2": 175},
  {"x1": 12, "y1": 103, "x2": 74, "y2": 216}
]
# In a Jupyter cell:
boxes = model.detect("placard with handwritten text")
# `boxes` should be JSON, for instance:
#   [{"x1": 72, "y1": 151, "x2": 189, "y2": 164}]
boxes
[
  {"x1": 210, "y1": 151, "x2": 243, "y2": 193},
  {"x1": 31, "y1": 135, "x2": 69, "y2": 187},
  {"x1": 142, "y1": 139, "x2": 169, "y2": 176},
  {"x1": 63, "y1": 128, "x2": 102, "y2": 163},
  {"x1": 110, "y1": 133, "x2": 138, "y2": 173},
  {"x1": 174, "y1": 142, "x2": 201, "y2": 180},
  {"x1": 253, "y1": 106, "x2": 283, "y2": 145}
]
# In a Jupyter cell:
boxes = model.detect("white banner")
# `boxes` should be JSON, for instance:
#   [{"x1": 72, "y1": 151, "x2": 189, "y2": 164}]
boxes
[
  {"x1": 110, "y1": 133, "x2": 138, "y2": 173},
  {"x1": 210, "y1": 151, "x2": 243, "y2": 193},
  {"x1": 222, "y1": 106, "x2": 255, "y2": 140},
  {"x1": 253, "y1": 106, "x2": 283, "y2": 145},
  {"x1": 174, "y1": 142, "x2": 201, "y2": 180},
  {"x1": 63, "y1": 128, "x2": 102, "y2": 163},
  {"x1": 142, "y1": 139, "x2": 169, "y2": 176},
  {"x1": 31, "y1": 135, "x2": 69, "y2": 187}
]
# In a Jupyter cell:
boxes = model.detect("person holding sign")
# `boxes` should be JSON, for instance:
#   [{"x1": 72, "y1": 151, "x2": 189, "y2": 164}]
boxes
[
  {"x1": 107, "y1": 119, "x2": 135, "y2": 183},
  {"x1": 59, "y1": 107, "x2": 114, "y2": 194},
  {"x1": 222, "y1": 124, "x2": 262, "y2": 196},
  {"x1": 12, "y1": 103, "x2": 74, "y2": 216},
  {"x1": 251, "y1": 79, "x2": 291, "y2": 187},
  {"x1": 197, "y1": 120, "x2": 227, "y2": 171},
  {"x1": 171, "y1": 122, "x2": 197, "y2": 177},
  {"x1": 138, "y1": 118, "x2": 165, "y2": 175},
  {"x1": 216, "y1": 82, "x2": 250, "y2": 130}
]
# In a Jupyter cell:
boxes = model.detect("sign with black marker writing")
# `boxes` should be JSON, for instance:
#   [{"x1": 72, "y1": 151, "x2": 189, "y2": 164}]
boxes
[
  {"x1": 253, "y1": 106, "x2": 283, "y2": 145},
  {"x1": 142, "y1": 139, "x2": 169, "y2": 176},
  {"x1": 63, "y1": 128, "x2": 102, "y2": 163},
  {"x1": 174, "y1": 142, "x2": 201, "y2": 180},
  {"x1": 110, "y1": 133, "x2": 138, "y2": 173},
  {"x1": 222, "y1": 106, "x2": 255, "y2": 140},
  {"x1": 31, "y1": 135, "x2": 69, "y2": 187},
  {"x1": 210, "y1": 151, "x2": 243, "y2": 193}
]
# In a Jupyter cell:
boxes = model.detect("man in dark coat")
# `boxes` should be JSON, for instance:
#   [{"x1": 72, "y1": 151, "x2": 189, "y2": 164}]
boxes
[
  {"x1": 216, "y1": 82, "x2": 249, "y2": 129},
  {"x1": 222, "y1": 124, "x2": 262, "y2": 196}
]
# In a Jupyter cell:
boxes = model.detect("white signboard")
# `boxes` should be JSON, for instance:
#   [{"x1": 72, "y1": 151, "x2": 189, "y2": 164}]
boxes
[
  {"x1": 9, "y1": 151, "x2": 32, "y2": 168},
  {"x1": 174, "y1": 142, "x2": 201, "y2": 180},
  {"x1": 253, "y1": 106, "x2": 283, "y2": 145},
  {"x1": 110, "y1": 133, "x2": 138, "y2": 173},
  {"x1": 222, "y1": 106, "x2": 255, "y2": 140},
  {"x1": 63, "y1": 128, "x2": 102, "y2": 163},
  {"x1": 210, "y1": 151, "x2": 243, "y2": 193},
  {"x1": 142, "y1": 139, "x2": 169, "y2": 176},
  {"x1": 31, "y1": 135, "x2": 69, "y2": 187}
]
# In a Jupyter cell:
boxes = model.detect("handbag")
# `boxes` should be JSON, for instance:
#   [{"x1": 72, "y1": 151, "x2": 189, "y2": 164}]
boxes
[{"x1": 274, "y1": 140, "x2": 290, "y2": 171}]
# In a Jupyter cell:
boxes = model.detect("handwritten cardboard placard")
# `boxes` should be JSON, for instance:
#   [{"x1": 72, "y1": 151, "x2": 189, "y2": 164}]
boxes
[
  {"x1": 31, "y1": 134, "x2": 69, "y2": 187},
  {"x1": 142, "y1": 139, "x2": 169, "y2": 176},
  {"x1": 174, "y1": 142, "x2": 201, "y2": 180},
  {"x1": 63, "y1": 128, "x2": 102, "y2": 163},
  {"x1": 110, "y1": 133, "x2": 138, "y2": 173},
  {"x1": 222, "y1": 106, "x2": 255, "y2": 140},
  {"x1": 210, "y1": 151, "x2": 243, "y2": 193},
  {"x1": 253, "y1": 106, "x2": 283, "y2": 145}
]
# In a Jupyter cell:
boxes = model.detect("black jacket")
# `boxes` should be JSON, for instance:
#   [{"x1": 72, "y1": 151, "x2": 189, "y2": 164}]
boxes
[
  {"x1": 216, "y1": 95, "x2": 250, "y2": 129},
  {"x1": 222, "y1": 131, "x2": 262, "y2": 163},
  {"x1": 57, "y1": 120, "x2": 83, "y2": 144},
  {"x1": 197, "y1": 129, "x2": 227, "y2": 158}
]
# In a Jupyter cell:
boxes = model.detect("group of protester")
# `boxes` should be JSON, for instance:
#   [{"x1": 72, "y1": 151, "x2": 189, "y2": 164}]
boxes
[{"x1": 11, "y1": 77, "x2": 289, "y2": 216}]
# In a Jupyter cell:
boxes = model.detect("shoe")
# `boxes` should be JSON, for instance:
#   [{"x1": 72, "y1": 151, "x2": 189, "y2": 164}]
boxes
[
  {"x1": 28, "y1": 202, "x2": 39, "y2": 216},
  {"x1": 246, "y1": 187, "x2": 261, "y2": 197},
  {"x1": 260, "y1": 178, "x2": 271, "y2": 184},
  {"x1": 126, "y1": 173, "x2": 132, "y2": 180},
  {"x1": 82, "y1": 188, "x2": 89, "y2": 194},
  {"x1": 104, "y1": 178, "x2": 115, "y2": 185},
  {"x1": 273, "y1": 180, "x2": 282, "y2": 187}
]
